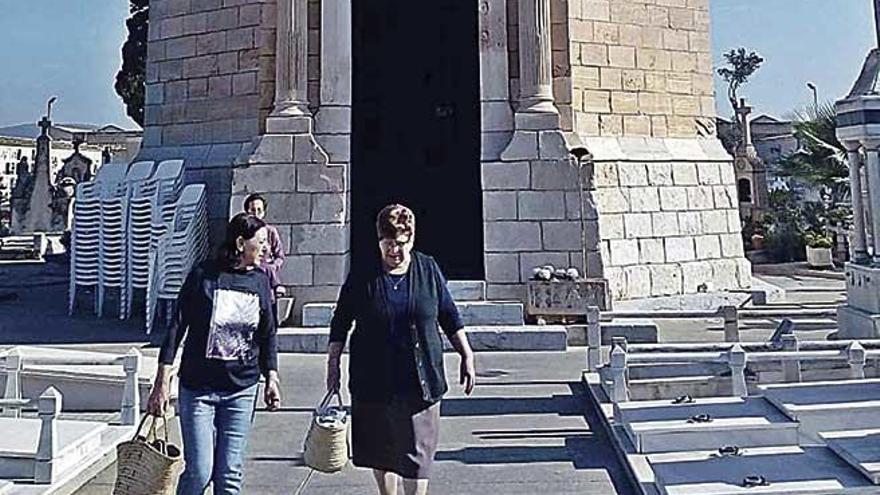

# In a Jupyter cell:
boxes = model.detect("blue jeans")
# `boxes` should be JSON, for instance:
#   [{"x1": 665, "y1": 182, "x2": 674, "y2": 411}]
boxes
[{"x1": 176, "y1": 383, "x2": 259, "y2": 495}]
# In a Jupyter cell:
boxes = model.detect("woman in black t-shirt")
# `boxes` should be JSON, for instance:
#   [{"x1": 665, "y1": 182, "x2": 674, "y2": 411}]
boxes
[{"x1": 146, "y1": 212, "x2": 281, "y2": 495}]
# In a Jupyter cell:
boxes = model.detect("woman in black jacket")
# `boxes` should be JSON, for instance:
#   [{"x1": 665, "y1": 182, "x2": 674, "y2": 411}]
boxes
[
  {"x1": 326, "y1": 203, "x2": 475, "y2": 495},
  {"x1": 147, "y1": 212, "x2": 281, "y2": 494}
]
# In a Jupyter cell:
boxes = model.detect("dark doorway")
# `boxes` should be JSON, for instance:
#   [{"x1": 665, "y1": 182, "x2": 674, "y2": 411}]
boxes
[{"x1": 350, "y1": 0, "x2": 483, "y2": 279}]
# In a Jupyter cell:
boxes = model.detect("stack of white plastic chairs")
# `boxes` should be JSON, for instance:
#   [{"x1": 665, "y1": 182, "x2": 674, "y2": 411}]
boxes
[
  {"x1": 126, "y1": 159, "x2": 184, "y2": 319},
  {"x1": 146, "y1": 183, "x2": 209, "y2": 333},
  {"x1": 68, "y1": 162, "x2": 128, "y2": 315},
  {"x1": 96, "y1": 160, "x2": 157, "y2": 318}
]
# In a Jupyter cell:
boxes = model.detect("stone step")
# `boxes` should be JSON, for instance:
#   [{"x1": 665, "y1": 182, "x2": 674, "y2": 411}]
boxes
[
  {"x1": 302, "y1": 300, "x2": 524, "y2": 327},
  {"x1": 760, "y1": 379, "x2": 880, "y2": 442},
  {"x1": 0, "y1": 417, "x2": 106, "y2": 481},
  {"x1": 615, "y1": 396, "x2": 798, "y2": 454},
  {"x1": 276, "y1": 325, "x2": 566, "y2": 353},
  {"x1": 447, "y1": 280, "x2": 486, "y2": 301},
  {"x1": 649, "y1": 445, "x2": 872, "y2": 495},
  {"x1": 821, "y1": 429, "x2": 880, "y2": 485}
]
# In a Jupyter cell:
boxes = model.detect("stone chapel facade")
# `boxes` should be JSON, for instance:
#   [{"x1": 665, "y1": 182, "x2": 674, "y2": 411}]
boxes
[{"x1": 139, "y1": 0, "x2": 750, "y2": 320}]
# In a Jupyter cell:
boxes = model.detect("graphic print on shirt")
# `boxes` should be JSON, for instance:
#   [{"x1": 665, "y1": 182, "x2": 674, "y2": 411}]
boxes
[{"x1": 205, "y1": 288, "x2": 260, "y2": 361}]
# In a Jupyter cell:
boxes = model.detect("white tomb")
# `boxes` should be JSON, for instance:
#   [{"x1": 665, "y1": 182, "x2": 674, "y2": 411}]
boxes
[
  {"x1": 759, "y1": 379, "x2": 880, "y2": 441},
  {"x1": 649, "y1": 445, "x2": 872, "y2": 495},
  {"x1": 0, "y1": 417, "x2": 105, "y2": 481},
  {"x1": 615, "y1": 396, "x2": 799, "y2": 454},
  {"x1": 821, "y1": 429, "x2": 880, "y2": 485}
]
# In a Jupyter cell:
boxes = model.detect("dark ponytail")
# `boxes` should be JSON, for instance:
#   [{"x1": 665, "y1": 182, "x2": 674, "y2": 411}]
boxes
[{"x1": 218, "y1": 212, "x2": 266, "y2": 269}]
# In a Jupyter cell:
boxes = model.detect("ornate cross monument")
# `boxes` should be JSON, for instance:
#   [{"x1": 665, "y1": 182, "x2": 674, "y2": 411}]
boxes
[
  {"x1": 11, "y1": 98, "x2": 57, "y2": 234},
  {"x1": 835, "y1": 0, "x2": 880, "y2": 337}
]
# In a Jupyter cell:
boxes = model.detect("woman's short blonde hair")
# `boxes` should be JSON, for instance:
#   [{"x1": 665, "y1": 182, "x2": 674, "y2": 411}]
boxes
[{"x1": 375, "y1": 204, "x2": 415, "y2": 240}]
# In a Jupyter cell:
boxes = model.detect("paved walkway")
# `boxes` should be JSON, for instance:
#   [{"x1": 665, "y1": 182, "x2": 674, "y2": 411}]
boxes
[{"x1": 74, "y1": 352, "x2": 633, "y2": 494}]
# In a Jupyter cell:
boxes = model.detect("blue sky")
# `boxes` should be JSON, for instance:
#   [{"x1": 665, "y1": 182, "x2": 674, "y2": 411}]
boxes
[
  {"x1": 710, "y1": 0, "x2": 876, "y2": 119},
  {"x1": 0, "y1": 0, "x2": 876, "y2": 128}
]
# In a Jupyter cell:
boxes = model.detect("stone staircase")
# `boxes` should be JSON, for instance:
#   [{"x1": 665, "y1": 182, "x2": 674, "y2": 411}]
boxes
[{"x1": 278, "y1": 281, "x2": 568, "y2": 352}]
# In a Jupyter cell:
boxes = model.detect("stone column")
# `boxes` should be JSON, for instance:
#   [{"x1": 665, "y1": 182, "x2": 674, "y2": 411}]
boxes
[
  {"x1": 268, "y1": 0, "x2": 311, "y2": 131},
  {"x1": 500, "y1": 0, "x2": 566, "y2": 161},
  {"x1": 847, "y1": 143, "x2": 869, "y2": 262},
  {"x1": 863, "y1": 143, "x2": 880, "y2": 262},
  {"x1": 517, "y1": 0, "x2": 556, "y2": 123}
]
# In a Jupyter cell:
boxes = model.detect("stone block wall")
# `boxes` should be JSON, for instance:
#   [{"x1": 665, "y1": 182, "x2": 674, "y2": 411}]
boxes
[
  {"x1": 568, "y1": 0, "x2": 715, "y2": 138},
  {"x1": 481, "y1": 158, "x2": 602, "y2": 301},
  {"x1": 586, "y1": 137, "x2": 751, "y2": 299}
]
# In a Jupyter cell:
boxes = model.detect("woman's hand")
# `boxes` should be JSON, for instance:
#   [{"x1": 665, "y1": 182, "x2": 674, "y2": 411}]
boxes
[
  {"x1": 264, "y1": 371, "x2": 282, "y2": 411},
  {"x1": 327, "y1": 342, "x2": 344, "y2": 392},
  {"x1": 146, "y1": 366, "x2": 173, "y2": 416},
  {"x1": 459, "y1": 353, "x2": 476, "y2": 395}
]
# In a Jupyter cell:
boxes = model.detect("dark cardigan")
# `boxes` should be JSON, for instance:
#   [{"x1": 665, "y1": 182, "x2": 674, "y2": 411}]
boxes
[{"x1": 329, "y1": 251, "x2": 464, "y2": 403}]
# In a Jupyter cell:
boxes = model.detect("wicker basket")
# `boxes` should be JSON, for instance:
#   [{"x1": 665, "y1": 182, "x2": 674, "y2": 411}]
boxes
[
  {"x1": 302, "y1": 391, "x2": 350, "y2": 473},
  {"x1": 113, "y1": 415, "x2": 184, "y2": 495}
]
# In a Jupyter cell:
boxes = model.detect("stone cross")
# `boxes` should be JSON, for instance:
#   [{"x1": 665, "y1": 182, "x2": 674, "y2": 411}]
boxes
[{"x1": 38, "y1": 116, "x2": 51, "y2": 138}]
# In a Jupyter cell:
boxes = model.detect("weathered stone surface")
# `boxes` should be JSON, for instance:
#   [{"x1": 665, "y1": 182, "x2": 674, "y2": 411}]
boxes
[
  {"x1": 593, "y1": 162, "x2": 619, "y2": 187},
  {"x1": 629, "y1": 187, "x2": 660, "y2": 212},
  {"x1": 530, "y1": 160, "x2": 578, "y2": 190},
  {"x1": 617, "y1": 162, "x2": 649, "y2": 186},
  {"x1": 485, "y1": 222, "x2": 542, "y2": 252},
  {"x1": 599, "y1": 213, "x2": 624, "y2": 239},
  {"x1": 313, "y1": 254, "x2": 348, "y2": 285},
  {"x1": 659, "y1": 187, "x2": 688, "y2": 211},
  {"x1": 686, "y1": 185, "x2": 713, "y2": 210},
  {"x1": 482, "y1": 161, "x2": 530, "y2": 190},
  {"x1": 245, "y1": 134, "x2": 293, "y2": 163},
  {"x1": 701, "y1": 210, "x2": 728, "y2": 234},
  {"x1": 710, "y1": 258, "x2": 739, "y2": 289},
  {"x1": 291, "y1": 224, "x2": 349, "y2": 254},
  {"x1": 651, "y1": 211, "x2": 679, "y2": 237},
  {"x1": 500, "y1": 130, "x2": 539, "y2": 160},
  {"x1": 694, "y1": 234, "x2": 721, "y2": 259},
  {"x1": 310, "y1": 193, "x2": 346, "y2": 223},
  {"x1": 638, "y1": 238, "x2": 665, "y2": 264},
  {"x1": 650, "y1": 264, "x2": 682, "y2": 296},
  {"x1": 624, "y1": 213, "x2": 653, "y2": 239},
  {"x1": 485, "y1": 253, "x2": 521, "y2": 283},
  {"x1": 263, "y1": 193, "x2": 311, "y2": 224},
  {"x1": 281, "y1": 255, "x2": 314, "y2": 286},
  {"x1": 646, "y1": 162, "x2": 673, "y2": 186},
  {"x1": 542, "y1": 221, "x2": 583, "y2": 251},
  {"x1": 727, "y1": 209, "x2": 741, "y2": 233},
  {"x1": 594, "y1": 188, "x2": 630, "y2": 213},
  {"x1": 678, "y1": 211, "x2": 702, "y2": 235},
  {"x1": 681, "y1": 260, "x2": 713, "y2": 292},
  {"x1": 624, "y1": 265, "x2": 651, "y2": 298},
  {"x1": 720, "y1": 161, "x2": 736, "y2": 184},
  {"x1": 609, "y1": 239, "x2": 639, "y2": 266},
  {"x1": 720, "y1": 233, "x2": 744, "y2": 257},
  {"x1": 664, "y1": 236, "x2": 695, "y2": 262},
  {"x1": 484, "y1": 191, "x2": 518, "y2": 221},
  {"x1": 670, "y1": 162, "x2": 698, "y2": 185},
  {"x1": 518, "y1": 191, "x2": 567, "y2": 220},
  {"x1": 231, "y1": 163, "x2": 296, "y2": 194},
  {"x1": 605, "y1": 266, "x2": 626, "y2": 299},
  {"x1": 696, "y1": 162, "x2": 721, "y2": 185},
  {"x1": 296, "y1": 164, "x2": 345, "y2": 192},
  {"x1": 712, "y1": 185, "x2": 735, "y2": 209}
]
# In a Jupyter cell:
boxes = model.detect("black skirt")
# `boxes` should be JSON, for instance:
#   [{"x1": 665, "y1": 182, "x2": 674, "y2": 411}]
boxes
[{"x1": 351, "y1": 396, "x2": 441, "y2": 479}]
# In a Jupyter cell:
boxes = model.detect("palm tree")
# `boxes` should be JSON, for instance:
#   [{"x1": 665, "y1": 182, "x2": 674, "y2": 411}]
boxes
[{"x1": 774, "y1": 103, "x2": 849, "y2": 205}]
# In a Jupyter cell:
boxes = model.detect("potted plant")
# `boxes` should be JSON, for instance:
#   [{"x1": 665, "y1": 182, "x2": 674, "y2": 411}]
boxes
[{"x1": 804, "y1": 232, "x2": 834, "y2": 268}]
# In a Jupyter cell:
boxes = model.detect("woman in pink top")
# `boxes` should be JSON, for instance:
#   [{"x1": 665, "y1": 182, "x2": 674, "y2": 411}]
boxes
[{"x1": 244, "y1": 193, "x2": 287, "y2": 298}]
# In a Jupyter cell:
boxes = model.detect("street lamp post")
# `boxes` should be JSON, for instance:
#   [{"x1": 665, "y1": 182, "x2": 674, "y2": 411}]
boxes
[{"x1": 806, "y1": 82, "x2": 818, "y2": 114}]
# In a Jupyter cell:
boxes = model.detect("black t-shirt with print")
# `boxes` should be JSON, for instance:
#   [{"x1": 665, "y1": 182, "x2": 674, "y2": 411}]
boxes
[{"x1": 159, "y1": 260, "x2": 278, "y2": 391}]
